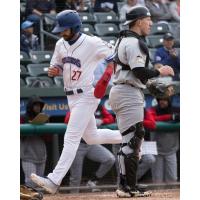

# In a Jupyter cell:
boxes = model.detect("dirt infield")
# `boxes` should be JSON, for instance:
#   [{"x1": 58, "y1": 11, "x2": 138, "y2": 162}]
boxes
[{"x1": 43, "y1": 189, "x2": 179, "y2": 200}]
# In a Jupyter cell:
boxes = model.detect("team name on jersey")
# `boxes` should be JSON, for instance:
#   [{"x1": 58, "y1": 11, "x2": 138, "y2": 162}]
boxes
[{"x1": 62, "y1": 56, "x2": 81, "y2": 68}]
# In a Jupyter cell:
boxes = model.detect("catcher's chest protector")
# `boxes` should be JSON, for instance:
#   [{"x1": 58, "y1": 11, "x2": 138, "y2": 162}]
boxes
[{"x1": 114, "y1": 30, "x2": 150, "y2": 71}]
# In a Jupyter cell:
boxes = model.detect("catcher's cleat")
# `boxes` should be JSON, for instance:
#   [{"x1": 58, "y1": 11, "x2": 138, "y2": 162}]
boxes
[
  {"x1": 116, "y1": 185, "x2": 134, "y2": 198},
  {"x1": 130, "y1": 189, "x2": 152, "y2": 197},
  {"x1": 20, "y1": 185, "x2": 43, "y2": 200},
  {"x1": 116, "y1": 185, "x2": 152, "y2": 198},
  {"x1": 131, "y1": 184, "x2": 152, "y2": 197},
  {"x1": 30, "y1": 174, "x2": 58, "y2": 194}
]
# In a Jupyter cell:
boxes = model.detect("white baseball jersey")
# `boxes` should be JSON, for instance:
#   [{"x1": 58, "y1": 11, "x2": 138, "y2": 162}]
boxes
[{"x1": 50, "y1": 33, "x2": 113, "y2": 90}]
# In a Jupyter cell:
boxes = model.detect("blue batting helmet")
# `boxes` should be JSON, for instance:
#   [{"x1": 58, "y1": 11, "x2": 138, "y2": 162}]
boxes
[{"x1": 52, "y1": 10, "x2": 82, "y2": 34}]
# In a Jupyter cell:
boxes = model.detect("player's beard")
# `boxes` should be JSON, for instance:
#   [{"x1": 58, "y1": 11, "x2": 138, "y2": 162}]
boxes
[{"x1": 63, "y1": 33, "x2": 75, "y2": 41}]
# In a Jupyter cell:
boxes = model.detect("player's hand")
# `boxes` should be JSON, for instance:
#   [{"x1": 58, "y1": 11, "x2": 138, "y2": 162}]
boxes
[
  {"x1": 169, "y1": 49, "x2": 177, "y2": 57},
  {"x1": 157, "y1": 65, "x2": 174, "y2": 77},
  {"x1": 48, "y1": 67, "x2": 60, "y2": 77}
]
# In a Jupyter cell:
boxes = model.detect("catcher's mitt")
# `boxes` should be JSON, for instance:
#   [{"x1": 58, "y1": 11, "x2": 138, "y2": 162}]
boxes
[
  {"x1": 20, "y1": 185, "x2": 43, "y2": 200},
  {"x1": 146, "y1": 79, "x2": 175, "y2": 98}
]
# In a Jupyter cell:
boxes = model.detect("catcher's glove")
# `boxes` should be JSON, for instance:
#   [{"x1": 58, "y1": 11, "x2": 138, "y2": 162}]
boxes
[
  {"x1": 146, "y1": 79, "x2": 175, "y2": 98},
  {"x1": 20, "y1": 185, "x2": 43, "y2": 200}
]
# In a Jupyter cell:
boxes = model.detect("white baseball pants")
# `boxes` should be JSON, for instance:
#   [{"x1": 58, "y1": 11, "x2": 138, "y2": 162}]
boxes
[{"x1": 48, "y1": 88, "x2": 122, "y2": 185}]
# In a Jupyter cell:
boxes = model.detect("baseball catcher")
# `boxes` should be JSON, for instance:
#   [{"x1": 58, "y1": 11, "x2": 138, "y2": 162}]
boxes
[{"x1": 20, "y1": 185, "x2": 43, "y2": 200}]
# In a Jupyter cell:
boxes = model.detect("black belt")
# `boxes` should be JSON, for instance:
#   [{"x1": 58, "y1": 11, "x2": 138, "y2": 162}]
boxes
[
  {"x1": 65, "y1": 88, "x2": 83, "y2": 95},
  {"x1": 114, "y1": 82, "x2": 135, "y2": 87}
]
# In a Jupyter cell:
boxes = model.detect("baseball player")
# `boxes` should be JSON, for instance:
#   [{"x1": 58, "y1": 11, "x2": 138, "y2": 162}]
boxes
[
  {"x1": 30, "y1": 10, "x2": 122, "y2": 194},
  {"x1": 108, "y1": 6, "x2": 174, "y2": 198}
]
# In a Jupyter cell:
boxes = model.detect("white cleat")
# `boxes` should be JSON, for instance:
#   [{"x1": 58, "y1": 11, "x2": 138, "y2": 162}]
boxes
[
  {"x1": 116, "y1": 188, "x2": 152, "y2": 198},
  {"x1": 132, "y1": 190, "x2": 152, "y2": 197},
  {"x1": 30, "y1": 173, "x2": 58, "y2": 194},
  {"x1": 116, "y1": 188, "x2": 132, "y2": 198}
]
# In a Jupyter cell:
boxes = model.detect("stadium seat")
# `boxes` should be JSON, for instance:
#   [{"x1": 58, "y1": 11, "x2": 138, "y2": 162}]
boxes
[
  {"x1": 20, "y1": 51, "x2": 31, "y2": 65},
  {"x1": 54, "y1": 76, "x2": 64, "y2": 87},
  {"x1": 150, "y1": 23, "x2": 170, "y2": 35},
  {"x1": 146, "y1": 35, "x2": 164, "y2": 48},
  {"x1": 20, "y1": 65, "x2": 30, "y2": 78},
  {"x1": 20, "y1": 78, "x2": 26, "y2": 87},
  {"x1": 169, "y1": 22, "x2": 180, "y2": 39},
  {"x1": 20, "y1": 2, "x2": 26, "y2": 13},
  {"x1": 101, "y1": 36, "x2": 117, "y2": 45},
  {"x1": 149, "y1": 48, "x2": 157, "y2": 61},
  {"x1": 94, "y1": 23, "x2": 119, "y2": 36},
  {"x1": 78, "y1": 12, "x2": 96, "y2": 24},
  {"x1": 94, "y1": 12, "x2": 119, "y2": 24},
  {"x1": 44, "y1": 13, "x2": 56, "y2": 23},
  {"x1": 27, "y1": 63, "x2": 49, "y2": 76},
  {"x1": 25, "y1": 76, "x2": 54, "y2": 88},
  {"x1": 30, "y1": 51, "x2": 53, "y2": 64},
  {"x1": 81, "y1": 24, "x2": 95, "y2": 35}
]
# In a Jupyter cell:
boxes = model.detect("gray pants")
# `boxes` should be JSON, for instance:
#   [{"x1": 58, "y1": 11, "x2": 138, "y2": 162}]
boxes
[
  {"x1": 109, "y1": 84, "x2": 144, "y2": 133},
  {"x1": 137, "y1": 154, "x2": 156, "y2": 180},
  {"x1": 151, "y1": 153, "x2": 177, "y2": 183},
  {"x1": 109, "y1": 85, "x2": 144, "y2": 181},
  {"x1": 69, "y1": 143, "x2": 115, "y2": 193},
  {"x1": 22, "y1": 161, "x2": 46, "y2": 188}
]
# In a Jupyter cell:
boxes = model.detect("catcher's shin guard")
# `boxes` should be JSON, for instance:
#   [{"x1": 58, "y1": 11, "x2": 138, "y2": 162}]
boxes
[
  {"x1": 127, "y1": 122, "x2": 145, "y2": 158},
  {"x1": 124, "y1": 153, "x2": 139, "y2": 190}
]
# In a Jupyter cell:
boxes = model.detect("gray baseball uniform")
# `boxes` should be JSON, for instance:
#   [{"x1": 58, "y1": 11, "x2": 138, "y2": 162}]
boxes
[
  {"x1": 110, "y1": 37, "x2": 146, "y2": 133},
  {"x1": 109, "y1": 33, "x2": 149, "y2": 191}
]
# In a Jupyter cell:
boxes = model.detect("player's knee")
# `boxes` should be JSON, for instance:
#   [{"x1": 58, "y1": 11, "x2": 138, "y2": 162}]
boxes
[
  {"x1": 83, "y1": 137, "x2": 94, "y2": 145},
  {"x1": 122, "y1": 122, "x2": 145, "y2": 157},
  {"x1": 105, "y1": 154, "x2": 115, "y2": 166},
  {"x1": 129, "y1": 122, "x2": 145, "y2": 146},
  {"x1": 141, "y1": 154, "x2": 156, "y2": 165}
]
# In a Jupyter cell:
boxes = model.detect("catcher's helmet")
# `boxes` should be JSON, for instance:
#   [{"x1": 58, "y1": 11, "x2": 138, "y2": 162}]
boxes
[
  {"x1": 52, "y1": 10, "x2": 82, "y2": 34},
  {"x1": 123, "y1": 6, "x2": 151, "y2": 26}
]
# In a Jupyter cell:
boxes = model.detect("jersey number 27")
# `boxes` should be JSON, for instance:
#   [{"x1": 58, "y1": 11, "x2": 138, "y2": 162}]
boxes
[{"x1": 72, "y1": 70, "x2": 82, "y2": 81}]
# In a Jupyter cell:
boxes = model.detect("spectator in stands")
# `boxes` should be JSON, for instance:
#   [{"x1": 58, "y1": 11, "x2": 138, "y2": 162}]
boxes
[
  {"x1": 112, "y1": 109, "x2": 156, "y2": 184},
  {"x1": 20, "y1": 20, "x2": 40, "y2": 56},
  {"x1": 147, "y1": 96, "x2": 180, "y2": 183},
  {"x1": 25, "y1": 0, "x2": 56, "y2": 32},
  {"x1": 55, "y1": 0, "x2": 85, "y2": 12},
  {"x1": 169, "y1": 0, "x2": 180, "y2": 22},
  {"x1": 145, "y1": 0, "x2": 172, "y2": 22},
  {"x1": 64, "y1": 0, "x2": 79, "y2": 10},
  {"x1": 153, "y1": 32, "x2": 180, "y2": 80},
  {"x1": 20, "y1": 95, "x2": 47, "y2": 188},
  {"x1": 93, "y1": 0, "x2": 118, "y2": 13},
  {"x1": 119, "y1": 0, "x2": 140, "y2": 23},
  {"x1": 65, "y1": 104, "x2": 116, "y2": 193}
]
